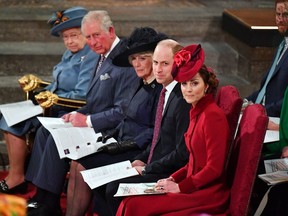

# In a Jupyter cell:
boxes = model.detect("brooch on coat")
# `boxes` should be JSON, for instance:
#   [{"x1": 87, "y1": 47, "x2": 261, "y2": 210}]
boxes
[
  {"x1": 100, "y1": 73, "x2": 111, "y2": 81},
  {"x1": 80, "y1": 56, "x2": 86, "y2": 62}
]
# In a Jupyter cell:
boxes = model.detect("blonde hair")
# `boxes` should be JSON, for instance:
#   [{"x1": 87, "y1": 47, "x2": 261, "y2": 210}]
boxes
[{"x1": 128, "y1": 51, "x2": 153, "y2": 65}]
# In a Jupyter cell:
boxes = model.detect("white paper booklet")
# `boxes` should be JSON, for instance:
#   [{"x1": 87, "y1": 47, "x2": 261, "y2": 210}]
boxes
[
  {"x1": 258, "y1": 158, "x2": 288, "y2": 185},
  {"x1": 0, "y1": 100, "x2": 42, "y2": 127},
  {"x1": 264, "y1": 158, "x2": 288, "y2": 173},
  {"x1": 37, "y1": 117, "x2": 117, "y2": 160},
  {"x1": 269, "y1": 117, "x2": 280, "y2": 125},
  {"x1": 37, "y1": 116, "x2": 73, "y2": 129},
  {"x1": 81, "y1": 160, "x2": 139, "y2": 189},
  {"x1": 264, "y1": 130, "x2": 279, "y2": 143},
  {"x1": 258, "y1": 171, "x2": 288, "y2": 185},
  {"x1": 264, "y1": 117, "x2": 280, "y2": 143},
  {"x1": 114, "y1": 182, "x2": 165, "y2": 197}
]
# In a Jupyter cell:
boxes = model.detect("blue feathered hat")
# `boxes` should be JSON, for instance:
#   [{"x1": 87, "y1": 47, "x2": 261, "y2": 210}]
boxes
[{"x1": 48, "y1": 6, "x2": 88, "y2": 37}]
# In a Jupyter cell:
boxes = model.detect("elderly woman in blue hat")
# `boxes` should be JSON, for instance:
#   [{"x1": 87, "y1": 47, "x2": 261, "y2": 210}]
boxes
[{"x1": 0, "y1": 6, "x2": 97, "y2": 194}]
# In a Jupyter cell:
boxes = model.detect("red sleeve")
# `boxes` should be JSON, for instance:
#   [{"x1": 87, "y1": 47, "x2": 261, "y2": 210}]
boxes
[
  {"x1": 171, "y1": 164, "x2": 188, "y2": 182},
  {"x1": 177, "y1": 108, "x2": 229, "y2": 193}
]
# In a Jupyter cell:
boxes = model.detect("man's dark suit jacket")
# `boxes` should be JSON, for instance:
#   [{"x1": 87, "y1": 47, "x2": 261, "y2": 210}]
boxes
[
  {"x1": 77, "y1": 40, "x2": 138, "y2": 132},
  {"x1": 247, "y1": 40, "x2": 288, "y2": 117},
  {"x1": 103, "y1": 83, "x2": 191, "y2": 215},
  {"x1": 134, "y1": 82, "x2": 190, "y2": 174},
  {"x1": 25, "y1": 40, "x2": 138, "y2": 195}
]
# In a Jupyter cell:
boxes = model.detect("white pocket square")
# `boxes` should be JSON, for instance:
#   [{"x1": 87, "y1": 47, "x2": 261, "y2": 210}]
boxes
[{"x1": 100, "y1": 73, "x2": 111, "y2": 81}]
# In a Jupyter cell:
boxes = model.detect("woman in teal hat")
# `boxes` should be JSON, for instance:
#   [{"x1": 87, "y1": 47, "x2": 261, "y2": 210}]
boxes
[{"x1": 0, "y1": 6, "x2": 97, "y2": 194}]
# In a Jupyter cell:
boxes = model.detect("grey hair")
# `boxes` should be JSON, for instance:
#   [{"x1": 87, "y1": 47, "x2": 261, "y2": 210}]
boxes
[{"x1": 82, "y1": 10, "x2": 113, "y2": 32}]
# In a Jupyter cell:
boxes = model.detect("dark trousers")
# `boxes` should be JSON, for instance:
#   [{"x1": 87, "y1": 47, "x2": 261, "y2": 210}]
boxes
[{"x1": 261, "y1": 183, "x2": 288, "y2": 216}]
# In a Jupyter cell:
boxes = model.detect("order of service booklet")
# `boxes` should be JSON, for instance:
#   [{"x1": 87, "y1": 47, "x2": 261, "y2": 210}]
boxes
[
  {"x1": 114, "y1": 182, "x2": 166, "y2": 197},
  {"x1": 37, "y1": 116, "x2": 117, "y2": 160},
  {"x1": 0, "y1": 100, "x2": 42, "y2": 127},
  {"x1": 81, "y1": 160, "x2": 139, "y2": 189},
  {"x1": 258, "y1": 158, "x2": 288, "y2": 185},
  {"x1": 258, "y1": 171, "x2": 288, "y2": 185},
  {"x1": 264, "y1": 117, "x2": 280, "y2": 143}
]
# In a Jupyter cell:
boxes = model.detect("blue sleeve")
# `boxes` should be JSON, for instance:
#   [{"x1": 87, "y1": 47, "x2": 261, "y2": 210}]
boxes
[
  {"x1": 56, "y1": 50, "x2": 97, "y2": 99},
  {"x1": 90, "y1": 67, "x2": 138, "y2": 132}
]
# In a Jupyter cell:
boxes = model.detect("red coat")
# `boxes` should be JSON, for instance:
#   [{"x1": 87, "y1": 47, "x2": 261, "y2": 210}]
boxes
[{"x1": 116, "y1": 94, "x2": 230, "y2": 216}]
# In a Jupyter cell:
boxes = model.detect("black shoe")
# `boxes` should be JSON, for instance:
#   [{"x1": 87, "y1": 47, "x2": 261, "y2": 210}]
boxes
[
  {"x1": 27, "y1": 201, "x2": 62, "y2": 216},
  {"x1": 0, "y1": 180, "x2": 28, "y2": 194}
]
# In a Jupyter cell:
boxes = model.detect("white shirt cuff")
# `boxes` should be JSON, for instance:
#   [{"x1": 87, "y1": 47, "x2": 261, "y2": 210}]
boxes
[{"x1": 86, "y1": 115, "x2": 92, "y2": 128}]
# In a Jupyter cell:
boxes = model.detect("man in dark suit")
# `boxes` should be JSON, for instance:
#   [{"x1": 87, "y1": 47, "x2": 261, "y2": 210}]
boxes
[
  {"x1": 93, "y1": 39, "x2": 191, "y2": 216},
  {"x1": 25, "y1": 10, "x2": 138, "y2": 216},
  {"x1": 245, "y1": 0, "x2": 288, "y2": 118},
  {"x1": 245, "y1": 2, "x2": 288, "y2": 212}
]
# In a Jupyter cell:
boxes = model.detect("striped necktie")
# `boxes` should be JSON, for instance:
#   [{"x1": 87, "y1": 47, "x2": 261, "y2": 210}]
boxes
[{"x1": 96, "y1": 55, "x2": 105, "y2": 74}]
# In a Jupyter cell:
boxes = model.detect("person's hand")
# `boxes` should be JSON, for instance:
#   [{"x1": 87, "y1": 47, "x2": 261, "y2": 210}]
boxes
[
  {"x1": 134, "y1": 166, "x2": 145, "y2": 175},
  {"x1": 155, "y1": 177, "x2": 180, "y2": 193},
  {"x1": 267, "y1": 120, "x2": 280, "y2": 131},
  {"x1": 65, "y1": 112, "x2": 87, "y2": 127},
  {"x1": 131, "y1": 160, "x2": 145, "y2": 167},
  {"x1": 62, "y1": 113, "x2": 72, "y2": 122},
  {"x1": 281, "y1": 146, "x2": 288, "y2": 158}
]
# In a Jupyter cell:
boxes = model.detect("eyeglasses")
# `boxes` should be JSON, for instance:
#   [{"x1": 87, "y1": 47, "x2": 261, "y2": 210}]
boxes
[{"x1": 62, "y1": 33, "x2": 82, "y2": 41}]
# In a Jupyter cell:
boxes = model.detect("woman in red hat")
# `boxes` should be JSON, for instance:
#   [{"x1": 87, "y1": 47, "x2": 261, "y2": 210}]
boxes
[{"x1": 116, "y1": 44, "x2": 230, "y2": 216}]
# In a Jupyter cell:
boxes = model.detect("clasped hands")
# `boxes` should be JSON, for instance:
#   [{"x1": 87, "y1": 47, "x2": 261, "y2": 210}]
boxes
[{"x1": 132, "y1": 161, "x2": 180, "y2": 193}]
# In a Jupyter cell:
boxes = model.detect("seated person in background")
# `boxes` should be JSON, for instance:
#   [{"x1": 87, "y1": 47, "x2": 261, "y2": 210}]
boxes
[
  {"x1": 104, "y1": 39, "x2": 191, "y2": 216},
  {"x1": 263, "y1": 86, "x2": 288, "y2": 156},
  {"x1": 25, "y1": 10, "x2": 138, "y2": 216},
  {"x1": 0, "y1": 6, "x2": 97, "y2": 193},
  {"x1": 256, "y1": 183, "x2": 288, "y2": 216},
  {"x1": 65, "y1": 26, "x2": 167, "y2": 216},
  {"x1": 254, "y1": 147, "x2": 288, "y2": 216},
  {"x1": 116, "y1": 44, "x2": 230, "y2": 216},
  {"x1": 243, "y1": 0, "x2": 288, "y2": 118},
  {"x1": 251, "y1": 86, "x2": 288, "y2": 214}
]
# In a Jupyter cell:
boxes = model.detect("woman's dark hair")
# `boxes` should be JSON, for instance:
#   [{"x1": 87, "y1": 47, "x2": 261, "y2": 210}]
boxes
[{"x1": 198, "y1": 65, "x2": 219, "y2": 97}]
